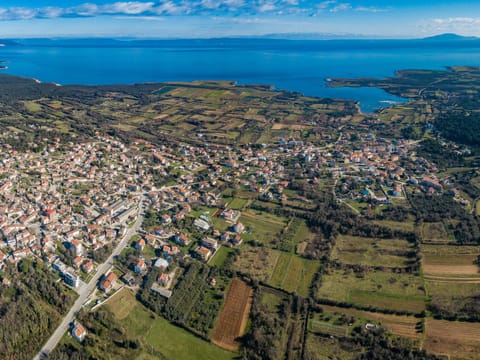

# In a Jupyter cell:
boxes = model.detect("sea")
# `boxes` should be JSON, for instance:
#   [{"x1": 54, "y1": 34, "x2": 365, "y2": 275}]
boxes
[{"x1": 1, "y1": 38, "x2": 480, "y2": 113}]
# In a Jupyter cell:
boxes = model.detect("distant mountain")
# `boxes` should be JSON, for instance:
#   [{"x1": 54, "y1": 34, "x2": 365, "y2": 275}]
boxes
[
  {"x1": 247, "y1": 33, "x2": 383, "y2": 40},
  {"x1": 422, "y1": 33, "x2": 479, "y2": 41}
]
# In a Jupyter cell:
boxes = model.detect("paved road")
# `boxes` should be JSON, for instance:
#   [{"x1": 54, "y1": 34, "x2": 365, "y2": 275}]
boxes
[{"x1": 34, "y1": 196, "x2": 146, "y2": 360}]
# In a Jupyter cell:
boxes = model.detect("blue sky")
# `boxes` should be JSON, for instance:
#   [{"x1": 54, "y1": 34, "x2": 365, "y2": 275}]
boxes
[{"x1": 0, "y1": 1, "x2": 480, "y2": 38}]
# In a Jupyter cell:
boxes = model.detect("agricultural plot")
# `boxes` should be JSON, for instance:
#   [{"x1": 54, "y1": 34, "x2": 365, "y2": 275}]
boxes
[
  {"x1": 103, "y1": 288, "x2": 235, "y2": 360},
  {"x1": 278, "y1": 218, "x2": 315, "y2": 253},
  {"x1": 165, "y1": 262, "x2": 230, "y2": 337},
  {"x1": 426, "y1": 280, "x2": 480, "y2": 319},
  {"x1": 373, "y1": 219, "x2": 416, "y2": 232},
  {"x1": 425, "y1": 319, "x2": 480, "y2": 360},
  {"x1": 228, "y1": 197, "x2": 248, "y2": 210},
  {"x1": 305, "y1": 335, "x2": 358, "y2": 360},
  {"x1": 260, "y1": 287, "x2": 287, "y2": 311},
  {"x1": 268, "y1": 253, "x2": 319, "y2": 297},
  {"x1": 309, "y1": 320, "x2": 348, "y2": 337},
  {"x1": 330, "y1": 235, "x2": 415, "y2": 268},
  {"x1": 308, "y1": 310, "x2": 360, "y2": 338},
  {"x1": 421, "y1": 244, "x2": 480, "y2": 276},
  {"x1": 209, "y1": 246, "x2": 234, "y2": 268},
  {"x1": 317, "y1": 270, "x2": 426, "y2": 313},
  {"x1": 240, "y1": 210, "x2": 287, "y2": 246},
  {"x1": 319, "y1": 305, "x2": 421, "y2": 340},
  {"x1": 232, "y1": 245, "x2": 280, "y2": 282},
  {"x1": 212, "y1": 279, "x2": 253, "y2": 352},
  {"x1": 421, "y1": 222, "x2": 451, "y2": 244}
]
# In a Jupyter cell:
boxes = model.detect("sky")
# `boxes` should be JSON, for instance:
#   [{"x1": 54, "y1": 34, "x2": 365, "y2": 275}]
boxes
[{"x1": 0, "y1": 1, "x2": 480, "y2": 38}]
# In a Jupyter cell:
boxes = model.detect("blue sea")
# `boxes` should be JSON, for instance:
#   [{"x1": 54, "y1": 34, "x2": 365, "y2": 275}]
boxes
[{"x1": 1, "y1": 39, "x2": 480, "y2": 113}]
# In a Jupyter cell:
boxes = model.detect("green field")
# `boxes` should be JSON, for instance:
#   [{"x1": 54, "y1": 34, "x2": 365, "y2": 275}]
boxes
[
  {"x1": 292, "y1": 219, "x2": 314, "y2": 243},
  {"x1": 268, "y1": 252, "x2": 319, "y2": 297},
  {"x1": 232, "y1": 245, "x2": 279, "y2": 282},
  {"x1": 331, "y1": 235, "x2": 414, "y2": 268},
  {"x1": 421, "y1": 244, "x2": 480, "y2": 267},
  {"x1": 426, "y1": 280, "x2": 480, "y2": 319},
  {"x1": 422, "y1": 222, "x2": 451, "y2": 243},
  {"x1": 373, "y1": 220, "x2": 416, "y2": 232},
  {"x1": 228, "y1": 198, "x2": 248, "y2": 210},
  {"x1": 23, "y1": 101, "x2": 42, "y2": 112},
  {"x1": 306, "y1": 335, "x2": 358, "y2": 360},
  {"x1": 317, "y1": 270, "x2": 426, "y2": 313},
  {"x1": 309, "y1": 320, "x2": 348, "y2": 337},
  {"x1": 106, "y1": 289, "x2": 236, "y2": 360},
  {"x1": 240, "y1": 210, "x2": 287, "y2": 245},
  {"x1": 260, "y1": 288, "x2": 287, "y2": 312},
  {"x1": 209, "y1": 246, "x2": 233, "y2": 268},
  {"x1": 212, "y1": 217, "x2": 230, "y2": 232}
]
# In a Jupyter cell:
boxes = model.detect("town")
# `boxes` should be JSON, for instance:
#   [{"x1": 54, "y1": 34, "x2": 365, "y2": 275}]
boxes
[{"x1": 0, "y1": 120, "x2": 473, "y2": 358}]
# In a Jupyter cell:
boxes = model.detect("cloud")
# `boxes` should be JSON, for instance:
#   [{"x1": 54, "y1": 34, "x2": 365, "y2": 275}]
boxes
[
  {"x1": 0, "y1": 1, "x2": 387, "y2": 20},
  {"x1": 420, "y1": 17, "x2": 480, "y2": 36},
  {"x1": 317, "y1": 1, "x2": 337, "y2": 10},
  {"x1": 102, "y1": 2, "x2": 155, "y2": 14},
  {"x1": 330, "y1": 3, "x2": 351, "y2": 12},
  {"x1": 355, "y1": 6, "x2": 388, "y2": 13},
  {"x1": 432, "y1": 17, "x2": 480, "y2": 25}
]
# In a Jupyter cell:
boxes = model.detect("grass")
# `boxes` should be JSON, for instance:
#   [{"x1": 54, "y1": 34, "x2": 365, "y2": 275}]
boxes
[
  {"x1": 228, "y1": 198, "x2": 248, "y2": 210},
  {"x1": 319, "y1": 304, "x2": 421, "y2": 340},
  {"x1": 106, "y1": 288, "x2": 236, "y2": 360},
  {"x1": 422, "y1": 222, "x2": 451, "y2": 243},
  {"x1": 104, "y1": 287, "x2": 138, "y2": 320},
  {"x1": 309, "y1": 320, "x2": 348, "y2": 337},
  {"x1": 317, "y1": 269, "x2": 426, "y2": 313},
  {"x1": 425, "y1": 319, "x2": 480, "y2": 360},
  {"x1": 240, "y1": 210, "x2": 287, "y2": 246},
  {"x1": 331, "y1": 235, "x2": 414, "y2": 268},
  {"x1": 212, "y1": 217, "x2": 230, "y2": 232},
  {"x1": 373, "y1": 219, "x2": 416, "y2": 232},
  {"x1": 189, "y1": 206, "x2": 218, "y2": 219},
  {"x1": 421, "y1": 244, "x2": 480, "y2": 276},
  {"x1": 232, "y1": 245, "x2": 279, "y2": 282},
  {"x1": 260, "y1": 288, "x2": 286, "y2": 312},
  {"x1": 23, "y1": 101, "x2": 42, "y2": 112},
  {"x1": 209, "y1": 246, "x2": 233, "y2": 268},
  {"x1": 292, "y1": 219, "x2": 314, "y2": 243},
  {"x1": 426, "y1": 280, "x2": 480, "y2": 317},
  {"x1": 306, "y1": 335, "x2": 358, "y2": 360},
  {"x1": 268, "y1": 253, "x2": 319, "y2": 297}
]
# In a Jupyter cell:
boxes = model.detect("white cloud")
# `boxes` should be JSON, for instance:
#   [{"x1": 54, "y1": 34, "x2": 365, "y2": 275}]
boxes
[
  {"x1": 102, "y1": 2, "x2": 155, "y2": 14},
  {"x1": 258, "y1": 2, "x2": 276, "y2": 12},
  {"x1": 317, "y1": 1, "x2": 337, "y2": 10},
  {"x1": 432, "y1": 17, "x2": 480, "y2": 25},
  {"x1": 330, "y1": 3, "x2": 351, "y2": 12},
  {"x1": 355, "y1": 6, "x2": 387, "y2": 13},
  {"x1": 420, "y1": 17, "x2": 480, "y2": 36},
  {"x1": 0, "y1": 1, "x2": 390, "y2": 21}
]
